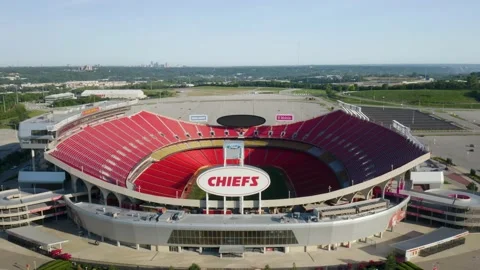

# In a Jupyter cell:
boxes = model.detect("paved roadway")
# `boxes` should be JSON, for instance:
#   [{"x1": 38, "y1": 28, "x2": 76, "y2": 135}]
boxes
[
  {"x1": 0, "y1": 219, "x2": 476, "y2": 269},
  {"x1": 0, "y1": 220, "x2": 442, "y2": 269},
  {"x1": 0, "y1": 233, "x2": 51, "y2": 270}
]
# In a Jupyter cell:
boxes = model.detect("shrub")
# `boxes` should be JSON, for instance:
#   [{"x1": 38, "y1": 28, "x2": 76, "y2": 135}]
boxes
[
  {"x1": 399, "y1": 263, "x2": 416, "y2": 270},
  {"x1": 467, "y1": 182, "x2": 478, "y2": 191},
  {"x1": 385, "y1": 253, "x2": 397, "y2": 270},
  {"x1": 404, "y1": 261, "x2": 423, "y2": 270},
  {"x1": 446, "y1": 158, "x2": 453, "y2": 165},
  {"x1": 471, "y1": 169, "x2": 477, "y2": 176},
  {"x1": 188, "y1": 263, "x2": 201, "y2": 270}
]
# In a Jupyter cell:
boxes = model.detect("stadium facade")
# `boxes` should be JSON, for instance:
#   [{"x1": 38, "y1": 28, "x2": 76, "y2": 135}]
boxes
[{"x1": 7, "y1": 96, "x2": 477, "y2": 255}]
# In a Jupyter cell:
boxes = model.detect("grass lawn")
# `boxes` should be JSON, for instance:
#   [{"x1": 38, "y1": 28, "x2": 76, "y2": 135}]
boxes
[
  {"x1": 292, "y1": 89, "x2": 326, "y2": 97},
  {"x1": 38, "y1": 260, "x2": 71, "y2": 270},
  {"x1": 186, "y1": 86, "x2": 285, "y2": 96},
  {"x1": 0, "y1": 110, "x2": 46, "y2": 129},
  {"x1": 349, "y1": 90, "x2": 480, "y2": 108},
  {"x1": 28, "y1": 110, "x2": 46, "y2": 117},
  {"x1": 187, "y1": 166, "x2": 291, "y2": 200},
  {"x1": 334, "y1": 95, "x2": 387, "y2": 106}
]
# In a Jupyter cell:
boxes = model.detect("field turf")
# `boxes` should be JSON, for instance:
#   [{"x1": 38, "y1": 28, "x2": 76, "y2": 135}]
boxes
[{"x1": 186, "y1": 166, "x2": 291, "y2": 200}]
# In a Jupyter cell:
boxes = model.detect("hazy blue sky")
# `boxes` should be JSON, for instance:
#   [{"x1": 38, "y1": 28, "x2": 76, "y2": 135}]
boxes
[{"x1": 0, "y1": 0, "x2": 479, "y2": 66}]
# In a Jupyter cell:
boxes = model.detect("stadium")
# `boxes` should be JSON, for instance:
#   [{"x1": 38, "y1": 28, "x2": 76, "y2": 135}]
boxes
[
  {"x1": 7, "y1": 92, "x2": 478, "y2": 265},
  {"x1": 5, "y1": 90, "x2": 480, "y2": 265}
]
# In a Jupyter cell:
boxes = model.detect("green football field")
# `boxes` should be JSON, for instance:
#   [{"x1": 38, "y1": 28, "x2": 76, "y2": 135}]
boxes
[{"x1": 186, "y1": 166, "x2": 292, "y2": 201}]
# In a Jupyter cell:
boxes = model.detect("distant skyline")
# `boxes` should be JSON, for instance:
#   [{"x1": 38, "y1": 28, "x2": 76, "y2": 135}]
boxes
[{"x1": 1, "y1": 0, "x2": 479, "y2": 67}]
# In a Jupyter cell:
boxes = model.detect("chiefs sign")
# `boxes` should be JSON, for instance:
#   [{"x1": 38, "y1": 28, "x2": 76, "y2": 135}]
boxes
[{"x1": 197, "y1": 166, "x2": 270, "y2": 196}]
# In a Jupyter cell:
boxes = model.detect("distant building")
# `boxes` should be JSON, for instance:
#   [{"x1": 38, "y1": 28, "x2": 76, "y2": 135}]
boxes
[
  {"x1": 44, "y1": 92, "x2": 76, "y2": 104},
  {"x1": 79, "y1": 65, "x2": 93, "y2": 71},
  {"x1": 80, "y1": 89, "x2": 147, "y2": 100}
]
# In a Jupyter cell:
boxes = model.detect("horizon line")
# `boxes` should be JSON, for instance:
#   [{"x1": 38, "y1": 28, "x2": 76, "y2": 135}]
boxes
[{"x1": 1, "y1": 63, "x2": 480, "y2": 68}]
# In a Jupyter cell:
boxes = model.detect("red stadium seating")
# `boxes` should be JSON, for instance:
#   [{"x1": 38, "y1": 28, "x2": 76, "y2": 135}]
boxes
[
  {"x1": 49, "y1": 110, "x2": 427, "y2": 196},
  {"x1": 134, "y1": 147, "x2": 339, "y2": 198}
]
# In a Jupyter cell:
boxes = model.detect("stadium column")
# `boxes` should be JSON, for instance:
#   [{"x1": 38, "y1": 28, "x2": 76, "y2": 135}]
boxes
[
  {"x1": 223, "y1": 196, "x2": 226, "y2": 215},
  {"x1": 240, "y1": 196, "x2": 244, "y2": 215},
  {"x1": 206, "y1": 193, "x2": 209, "y2": 215},
  {"x1": 84, "y1": 182, "x2": 93, "y2": 203},
  {"x1": 100, "y1": 189, "x2": 110, "y2": 206},
  {"x1": 114, "y1": 193, "x2": 125, "y2": 207},
  {"x1": 31, "y1": 149, "x2": 35, "y2": 171},
  {"x1": 71, "y1": 175, "x2": 78, "y2": 202},
  {"x1": 258, "y1": 192, "x2": 262, "y2": 215}
]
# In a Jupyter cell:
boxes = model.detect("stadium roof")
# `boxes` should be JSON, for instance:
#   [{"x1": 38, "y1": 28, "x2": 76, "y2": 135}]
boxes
[
  {"x1": 391, "y1": 227, "x2": 468, "y2": 252},
  {"x1": 6, "y1": 226, "x2": 69, "y2": 247}
]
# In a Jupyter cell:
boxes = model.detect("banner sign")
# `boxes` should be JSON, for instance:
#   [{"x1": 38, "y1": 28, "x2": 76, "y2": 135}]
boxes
[
  {"x1": 189, "y1": 114, "x2": 208, "y2": 122},
  {"x1": 276, "y1": 114, "x2": 294, "y2": 121}
]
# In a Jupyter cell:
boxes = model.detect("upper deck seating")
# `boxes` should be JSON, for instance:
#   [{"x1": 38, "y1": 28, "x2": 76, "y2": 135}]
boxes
[{"x1": 49, "y1": 110, "x2": 427, "y2": 195}]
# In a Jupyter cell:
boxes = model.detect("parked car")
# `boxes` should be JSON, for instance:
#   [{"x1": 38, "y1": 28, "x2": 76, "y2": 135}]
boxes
[
  {"x1": 49, "y1": 249, "x2": 62, "y2": 258},
  {"x1": 58, "y1": 253, "x2": 72, "y2": 260}
]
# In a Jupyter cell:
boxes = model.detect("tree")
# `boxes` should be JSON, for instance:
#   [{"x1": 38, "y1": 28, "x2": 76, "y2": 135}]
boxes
[
  {"x1": 466, "y1": 182, "x2": 478, "y2": 192},
  {"x1": 264, "y1": 265, "x2": 271, "y2": 270},
  {"x1": 326, "y1": 87, "x2": 336, "y2": 99},
  {"x1": 467, "y1": 73, "x2": 479, "y2": 90},
  {"x1": 385, "y1": 253, "x2": 397, "y2": 270},
  {"x1": 446, "y1": 158, "x2": 453, "y2": 165},
  {"x1": 347, "y1": 84, "x2": 355, "y2": 92},
  {"x1": 471, "y1": 169, "x2": 477, "y2": 177},
  {"x1": 188, "y1": 263, "x2": 201, "y2": 270},
  {"x1": 325, "y1": 84, "x2": 332, "y2": 92}
]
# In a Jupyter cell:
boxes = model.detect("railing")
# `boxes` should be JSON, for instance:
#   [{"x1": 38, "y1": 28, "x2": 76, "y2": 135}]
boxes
[
  {"x1": 337, "y1": 100, "x2": 369, "y2": 121},
  {"x1": 392, "y1": 120, "x2": 426, "y2": 151}
]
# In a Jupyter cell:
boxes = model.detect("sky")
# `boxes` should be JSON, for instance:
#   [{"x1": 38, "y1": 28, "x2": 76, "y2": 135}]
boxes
[{"x1": 0, "y1": 0, "x2": 479, "y2": 66}]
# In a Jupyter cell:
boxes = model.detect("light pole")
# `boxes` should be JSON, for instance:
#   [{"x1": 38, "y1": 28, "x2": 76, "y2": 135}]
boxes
[{"x1": 382, "y1": 96, "x2": 385, "y2": 110}]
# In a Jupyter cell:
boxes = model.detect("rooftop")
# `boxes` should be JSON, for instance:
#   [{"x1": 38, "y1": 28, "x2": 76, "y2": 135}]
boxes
[
  {"x1": 391, "y1": 227, "x2": 468, "y2": 252},
  {"x1": 20, "y1": 100, "x2": 135, "y2": 126},
  {"x1": 74, "y1": 199, "x2": 396, "y2": 227},
  {"x1": 6, "y1": 225, "x2": 69, "y2": 247},
  {"x1": 400, "y1": 189, "x2": 480, "y2": 207}
]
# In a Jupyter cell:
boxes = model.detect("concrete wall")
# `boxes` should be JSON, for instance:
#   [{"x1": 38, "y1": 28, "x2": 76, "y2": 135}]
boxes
[{"x1": 66, "y1": 196, "x2": 409, "y2": 248}]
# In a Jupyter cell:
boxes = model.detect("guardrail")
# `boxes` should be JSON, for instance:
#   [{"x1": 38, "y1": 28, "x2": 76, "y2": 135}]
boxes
[
  {"x1": 392, "y1": 120, "x2": 426, "y2": 151},
  {"x1": 337, "y1": 100, "x2": 369, "y2": 121}
]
